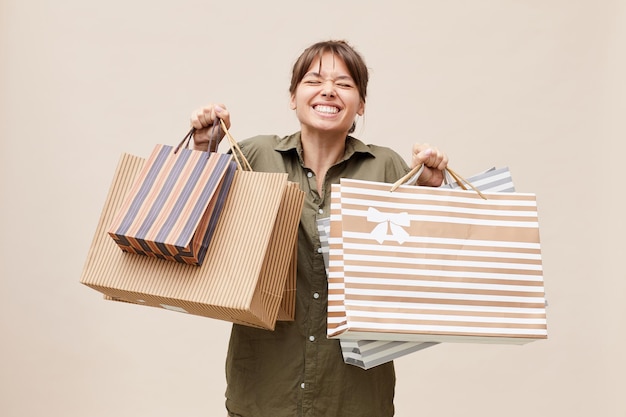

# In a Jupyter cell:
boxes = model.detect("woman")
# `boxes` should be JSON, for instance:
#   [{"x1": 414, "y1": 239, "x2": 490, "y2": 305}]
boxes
[{"x1": 191, "y1": 40, "x2": 448, "y2": 417}]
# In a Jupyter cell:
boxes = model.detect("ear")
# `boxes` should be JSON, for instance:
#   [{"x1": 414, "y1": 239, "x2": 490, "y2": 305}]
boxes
[
  {"x1": 289, "y1": 94, "x2": 297, "y2": 110},
  {"x1": 357, "y1": 100, "x2": 365, "y2": 116}
]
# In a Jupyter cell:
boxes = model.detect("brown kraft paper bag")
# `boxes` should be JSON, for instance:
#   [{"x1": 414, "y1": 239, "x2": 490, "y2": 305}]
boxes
[{"x1": 81, "y1": 151, "x2": 304, "y2": 330}]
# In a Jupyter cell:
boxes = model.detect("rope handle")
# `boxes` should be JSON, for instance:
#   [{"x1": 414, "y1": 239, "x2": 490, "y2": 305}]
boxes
[
  {"x1": 172, "y1": 120, "x2": 253, "y2": 171},
  {"x1": 219, "y1": 118, "x2": 253, "y2": 171},
  {"x1": 390, "y1": 164, "x2": 486, "y2": 199},
  {"x1": 173, "y1": 128, "x2": 195, "y2": 154}
]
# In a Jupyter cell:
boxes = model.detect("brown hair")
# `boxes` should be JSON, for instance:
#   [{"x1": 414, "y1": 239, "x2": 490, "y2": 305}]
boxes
[{"x1": 289, "y1": 40, "x2": 369, "y2": 105}]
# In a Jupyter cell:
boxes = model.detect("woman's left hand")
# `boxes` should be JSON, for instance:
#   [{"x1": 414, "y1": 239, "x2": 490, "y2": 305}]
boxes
[{"x1": 411, "y1": 144, "x2": 448, "y2": 187}]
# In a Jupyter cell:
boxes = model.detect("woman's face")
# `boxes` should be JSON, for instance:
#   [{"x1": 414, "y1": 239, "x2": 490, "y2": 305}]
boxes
[{"x1": 290, "y1": 52, "x2": 364, "y2": 137}]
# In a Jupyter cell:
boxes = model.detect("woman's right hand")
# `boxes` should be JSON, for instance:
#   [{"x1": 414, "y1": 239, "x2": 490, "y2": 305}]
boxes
[{"x1": 190, "y1": 104, "x2": 231, "y2": 152}]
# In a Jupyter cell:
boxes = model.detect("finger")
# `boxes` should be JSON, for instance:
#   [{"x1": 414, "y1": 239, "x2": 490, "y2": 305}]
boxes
[
  {"x1": 427, "y1": 148, "x2": 448, "y2": 170},
  {"x1": 414, "y1": 147, "x2": 448, "y2": 171},
  {"x1": 411, "y1": 143, "x2": 431, "y2": 164},
  {"x1": 191, "y1": 107, "x2": 212, "y2": 129},
  {"x1": 202, "y1": 107, "x2": 216, "y2": 127},
  {"x1": 214, "y1": 104, "x2": 231, "y2": 129},
  {"x1": 436, "y1": 153, "x2": 449, "y2": 171},
  {"x1": 190, "y1": 109, "x2": 203, "y2": 130},
  {"x1": 426, "y1": 148, "x2": 442, "y2": 168},
  {"x1": 191, "y1": 105, "x2": 219, "y2": 128},
  {"x1": 412, "y1": 148, "x2": 433, "y2": 166}
]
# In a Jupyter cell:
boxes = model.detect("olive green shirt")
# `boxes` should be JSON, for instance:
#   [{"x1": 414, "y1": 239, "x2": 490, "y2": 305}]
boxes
[{"x1": 225, "y1": 132, "x2": 411, "y2": 417}]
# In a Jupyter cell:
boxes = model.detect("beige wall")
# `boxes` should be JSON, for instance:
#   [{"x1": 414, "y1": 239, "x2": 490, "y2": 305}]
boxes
[{"x1": 1, "y1": 1, "x2": 624, "y2": 416}]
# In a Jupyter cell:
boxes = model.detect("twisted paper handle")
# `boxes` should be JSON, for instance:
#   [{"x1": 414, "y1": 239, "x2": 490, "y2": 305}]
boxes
[
  {"x1": 173, "y1": 120, "x2": 253, "y2": 171},
  {"x1": 390, "y1": 164, "x2": 486, "y2": 199},
  {"x1": 219, "y1": 118, "x2": 253, "y2": 171}
]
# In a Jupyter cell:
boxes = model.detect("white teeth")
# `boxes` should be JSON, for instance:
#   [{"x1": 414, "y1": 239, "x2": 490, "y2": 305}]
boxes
[{"x1": 314, "y1": 105, "x2": 339, "y2": 114}]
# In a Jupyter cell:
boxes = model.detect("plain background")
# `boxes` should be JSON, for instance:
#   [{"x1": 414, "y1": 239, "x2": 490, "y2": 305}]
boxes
[{"x1": 1, "y1": 0, "x2": 624, "y2": 416}]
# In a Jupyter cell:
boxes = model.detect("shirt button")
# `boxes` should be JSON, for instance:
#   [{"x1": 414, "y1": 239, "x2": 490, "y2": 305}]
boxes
[
  {"x1": 317, "y1": 247, "x2": 322, "y2": 253},
  {"x1": 318, "y1": 209, "x2": 324, "y2": 214},
  {"x1": 313, "y1": 292, "x2": 320, "y2": 299},
  {"x1": 309, "y1": 335, "x2": 315, "y2": 342},
  {"x1": 300, "y1": 382, "x2": 306, "y2": 389},
  {"x1": 307, "y1": 172, "x2": 313, "y2": 178}
]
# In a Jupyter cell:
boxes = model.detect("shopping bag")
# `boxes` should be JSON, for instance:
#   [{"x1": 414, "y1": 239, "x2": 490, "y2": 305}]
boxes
[
  {"x1": 320, "y1": 166, "x2": 533, "y2": 368},
  {"x1": 81, "y1": 125, "x2": 305, "y2": 330},
  {"x1": 319, "y1": 216, "x2": 440, "y2": 369},
  {"x1": 341, "y1": 339, "x2": 439, "y2": 369},
  {"x1": 327, "y1": 167, "x2": 546, "y2": 345},
  {"x1": 442, "y1": 166, "x2": 514, "y2": 192},
  {"x1": 107, "y1": 130, "x2": 237, "y2": 266}
]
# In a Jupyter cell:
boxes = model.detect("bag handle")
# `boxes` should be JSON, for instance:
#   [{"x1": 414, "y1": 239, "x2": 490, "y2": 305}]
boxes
[
  {"x1": 391, "y1": 164, "x2": 487, "y2": 199},
  {"x1": 173, "y1": 121, "x2": 253, "y2": 172},
  {"x1": 173, "y1": 123, "x2": 221, "y2": 157},
  {"x1": 219, "y1": 118, "x2": 253, "y2": 171},
  {"x1": 173, "y1": 128, "x2": 195, "y2": 154}
]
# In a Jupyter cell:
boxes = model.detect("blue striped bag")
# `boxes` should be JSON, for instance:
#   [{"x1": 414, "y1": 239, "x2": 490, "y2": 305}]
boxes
[{"x1": 108, "y1": 130, "x2": 236, "y2": 266}]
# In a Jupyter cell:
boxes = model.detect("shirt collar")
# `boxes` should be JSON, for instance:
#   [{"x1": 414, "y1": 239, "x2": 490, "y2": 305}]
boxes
[{"x1": 274, "y1": 132, "x2": 375, "y2": 162}]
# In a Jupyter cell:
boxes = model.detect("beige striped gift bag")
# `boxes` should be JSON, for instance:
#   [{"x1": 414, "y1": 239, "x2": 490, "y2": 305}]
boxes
[
  {"x1": 319, "y1": 216, "x2": 437, "y2": 369},
  {"x1": 322, "y1": 167, "x2": 539, "y2": 369},
  {"x1": 327, "y1": 174, "x2": 547, "y2": 346}
]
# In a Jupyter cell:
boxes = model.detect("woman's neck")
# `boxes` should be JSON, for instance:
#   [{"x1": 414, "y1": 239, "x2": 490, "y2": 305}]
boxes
[{"x1": 300, "y1": 128, "x2": 348, "y2": 194}]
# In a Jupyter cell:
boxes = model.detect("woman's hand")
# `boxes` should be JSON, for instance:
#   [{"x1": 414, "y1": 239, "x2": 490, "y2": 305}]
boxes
[
  {"x1": 190, "y1": 104, "x2": 231, "y2": 152},
  {"x1": 411, "y1": 144, "x2": 448, "y2": 187}
]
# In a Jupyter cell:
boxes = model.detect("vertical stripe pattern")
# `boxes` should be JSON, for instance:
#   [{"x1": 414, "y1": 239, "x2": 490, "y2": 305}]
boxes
[
  {"x1": 107, "y1": 145, "x2": 236, "y2": 266},
  {"x1": 82, "y1": 153, "x2": 304, "y2": 330}
]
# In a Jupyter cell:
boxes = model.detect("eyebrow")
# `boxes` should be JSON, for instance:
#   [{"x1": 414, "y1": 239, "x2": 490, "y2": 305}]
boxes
[{"x1": 303, "y1": 72, "x2": 354, "y2": 80}]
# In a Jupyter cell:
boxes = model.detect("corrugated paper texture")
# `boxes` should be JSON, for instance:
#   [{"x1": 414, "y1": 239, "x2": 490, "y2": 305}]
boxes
[
  {"x1": 327, "y1": 177, "x2": 546, "y2": 344},
  {"x1": 108, "y1": 145, "x2": 236, "y2": 266},
  {"x1": 81, "y1": 153, "x2": 304, "y2": 330}
]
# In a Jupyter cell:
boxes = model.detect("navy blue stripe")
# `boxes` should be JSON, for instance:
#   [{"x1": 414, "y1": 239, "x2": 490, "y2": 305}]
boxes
[
  {"x1": 154, "y1": 241, "x2": 174, "y2": 257},
  {"x1": 115, "y1": 146, "x2": 171, "y2": 235},
  {"x1": 195, "y1": 160, "x2": 237, "y2": 265},
  {"x1": 136, "y1": 238, "x2": 154, "y2": 254},
  {"x1": 153, "y1": 149, "x2": 213, "y2": 244},
  {"x1": 174, "y1": 154, "x2": 233, "y2": 247},
  {"x1": 134, "y1": 147, "x2": 192, "y2": 239}
]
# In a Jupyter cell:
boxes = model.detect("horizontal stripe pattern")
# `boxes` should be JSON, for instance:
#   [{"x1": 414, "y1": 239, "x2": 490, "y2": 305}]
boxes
[
  {"x1": 442, "y1": 166, "x2": 515, "y2": 193},
  {"x1": 341, "y1": 339, "x2": 437, "y2": 370},
  {"x1": 326, "y1": 175, "x2": 547, "y2": 345},
  {"x1": 107, "y1": 145, "x2": 235, "y2": 265}
]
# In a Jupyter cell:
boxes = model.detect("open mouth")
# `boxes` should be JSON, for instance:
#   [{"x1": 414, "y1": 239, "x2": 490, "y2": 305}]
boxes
[{"x1": 313, "y1": 105, "x2": 340, "y2": 114}]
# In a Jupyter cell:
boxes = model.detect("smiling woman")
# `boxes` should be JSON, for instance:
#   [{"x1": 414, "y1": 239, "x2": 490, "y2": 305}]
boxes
[
  {"x1": 288, "y1": 40, "x2": 369, "y2": 136},
  {"x1": 188, "y1": 40, "x2": 448, "y2": 417},
  {"x1": 290, "y1": 52, "x2": 365, "y2": 141}
]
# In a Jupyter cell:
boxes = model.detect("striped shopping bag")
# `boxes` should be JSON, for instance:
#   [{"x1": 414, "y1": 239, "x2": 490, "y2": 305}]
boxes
[
  {"x1": 327, "y1": 170, "x2": 547, "y2": 347},
  {"x1": 82, "y1": 123, "x2": 304, "y2": 329},
  {"x1": 107, "y1": 134, "x2": 236, "y2": 266},
  {"x1": 320, "y1": 167, "x2": 541, "y2": 369}
]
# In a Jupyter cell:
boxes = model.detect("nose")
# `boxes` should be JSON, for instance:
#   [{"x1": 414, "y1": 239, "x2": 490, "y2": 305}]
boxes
[{"x1": 321, "y1": 80, "x2": 336, "y2": 98}]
